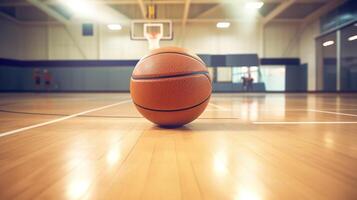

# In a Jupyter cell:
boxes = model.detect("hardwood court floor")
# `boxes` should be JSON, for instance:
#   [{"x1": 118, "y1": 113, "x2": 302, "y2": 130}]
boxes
[{"x1": 0, "y1": 93, "x2": 357, "y2": 200}]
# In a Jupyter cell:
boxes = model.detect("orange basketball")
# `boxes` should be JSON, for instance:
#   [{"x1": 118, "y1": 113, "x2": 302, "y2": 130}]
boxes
[{"x1": 130, "y1": 47, "x2": 212, "y2": 127}]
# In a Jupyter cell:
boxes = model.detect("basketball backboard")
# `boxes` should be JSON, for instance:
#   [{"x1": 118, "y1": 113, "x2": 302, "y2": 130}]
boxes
[{"x1": 130, "y1": 20, "x2": 173, "y2": 41}]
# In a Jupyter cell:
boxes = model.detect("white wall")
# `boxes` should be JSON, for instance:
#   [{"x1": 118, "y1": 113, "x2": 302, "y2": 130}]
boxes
[
  {"x1": 48, "y1": 24, "x2": 98, "y2": 59},
  {"x1": 100, "y1": 22, "x2": 262, "y2": 59},
  {"x1": 264, "y1": 22, "x2": 300, "y2": 57},
  {"x1": 22, "y1": 25, "x2": 48, "y2": 59},
  {"x1": 100, "y1": 24, "x2": 148, "y2": 59},
  {"x1": 0, "y1": 19, "x2": 49, "y2": 59},
  {"x1": 0, "y1": 18, "x2": 22, "y2": 59},
  {"x1": 0, "y1": 20, "x2": 301, "y2": 60},
  {"x1": 181, "y1": 22, "x2": 261, "y2": 55},
  {"x1": 299, "y1": 20, "x2": 320, "y2": 91}
]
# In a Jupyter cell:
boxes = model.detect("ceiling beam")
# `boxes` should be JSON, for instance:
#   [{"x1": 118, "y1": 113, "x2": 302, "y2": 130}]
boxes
[
  {"x1": 195, "y1": 4, "x2": 221, "y2": 19},
  {"x1": 137, "y1": 0, "x2": 147, "y2": 19},
  {"x1": 282, "y1": 0, "x2": 346, "y2": 57},
  {"x1": 186, "y1": 18, "x2": 302, "y2": 23},
  {"x1": 0, "y1": 2, "x2": 29, "y2": 7},
  {"x1": 301, "y1": 0, "x2": 345, "y2": 27},
  {"x1": 179, "y1": 0, "x2": 192, "y2": 46},
  {"x1": 26, "y1": 0, "x2": 69, "y2": 24},
  {"x1": 0, "y1": 12, "x2": 21, "y2": 24},
  {"x1": 182, "y1": 0, "x2": 192, "y2": 28},
  {"x1": 0, "y1": 0, "x2": 328, "y2": 7},
  {"x1": 3, "y1": 17, "x2": 302, "y2": 26},
  {"x1": 26, "y1": 0, "x2": 90, "y2": 59},
  {"x1": 262, "y1": 0, "x2": 296, "y2": 25}
]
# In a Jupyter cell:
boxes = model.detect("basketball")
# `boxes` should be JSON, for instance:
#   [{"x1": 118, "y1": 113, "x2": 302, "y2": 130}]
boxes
[
  {"x1": 130, "y1": 47, "x2": 212, "y2": 127},
  {"x1": 2, "y1": 1, "x2": 356, "y2": 198}
]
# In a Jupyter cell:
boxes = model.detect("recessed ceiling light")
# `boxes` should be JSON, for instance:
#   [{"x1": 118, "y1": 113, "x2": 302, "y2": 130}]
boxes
[
  {"x1": 107, "y1": 24, "x2": 122, "y2": 31},
  {"x1": 216, "y1": 22, "x2": 230, "y2": 29},
  {"x1": 245, "y1": 1, "x2": 264, "y2": 10},
  {"x1": 323, "y1": 40, "x2": 334, "y2": 47},
  {"x1": 348, "y1": 35, "x2": 357, "y2": 41}
]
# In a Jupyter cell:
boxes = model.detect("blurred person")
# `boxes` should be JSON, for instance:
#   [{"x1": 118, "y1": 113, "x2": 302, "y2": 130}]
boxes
[
  {"x1": 241, "y1": 69, "x2": 254, "y2": 92},
  {"x1": 246, "y1": 73, "x2": 254, "y2": 91},
  {"x1": 43, "y1": 69, "x2": 52, "y2": 91},
  {"x1": 32, "y1": 68, "x2": 41, "y2": 89}
]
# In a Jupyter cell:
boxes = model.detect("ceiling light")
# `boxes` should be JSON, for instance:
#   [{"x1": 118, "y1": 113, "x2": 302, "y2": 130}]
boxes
[
  {"x1": 216, "y1": 22, "x2": 230, "y2": 29},
  {"x1": 59, "y1": 0, "x2": 125, "y2": 24},
  {"x1": 348, "y1": 35, "x2": 357, "y2": 41},
  {"x1": 107, "y1": 24, "x2": 122, "y2": 31},
  {"x1": 323, "y1": 40, "x2": 334, "y2": 47},
  {"x1": 245, "y1": 1, "x2": 264, "y2": 10},
  {"x1": 60, "y1": 0, "x2": 95, "y2": 18}
]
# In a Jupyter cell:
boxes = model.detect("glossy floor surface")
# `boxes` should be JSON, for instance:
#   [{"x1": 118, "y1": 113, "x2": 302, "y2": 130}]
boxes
[{"x1": 0, "y1": 93, "x2": 357, "y2": 200}]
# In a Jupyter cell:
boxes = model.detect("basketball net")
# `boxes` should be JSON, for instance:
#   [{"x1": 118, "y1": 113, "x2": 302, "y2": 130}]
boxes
[{"x1": 144, "y1": 32, "x2": 162, "y2": 50}]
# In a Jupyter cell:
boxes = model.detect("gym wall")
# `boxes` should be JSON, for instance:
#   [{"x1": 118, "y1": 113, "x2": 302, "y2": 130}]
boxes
[
  {"x1": 0, "y1": 20, "x2": 306, "y2": 60},
  {"x1": 0, "y1": 18, "x2": 319, "y2": 91},
  {"x1": 0, "y1": 61, "x2": 134, "y2": 92}
]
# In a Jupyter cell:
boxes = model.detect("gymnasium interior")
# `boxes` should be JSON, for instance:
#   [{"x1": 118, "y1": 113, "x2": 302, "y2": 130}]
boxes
[{"x1": 1, "y1": 0, "x2": 357, "y2": 199}]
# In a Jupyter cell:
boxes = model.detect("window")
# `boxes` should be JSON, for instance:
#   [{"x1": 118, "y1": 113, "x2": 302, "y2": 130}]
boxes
[
  {"x1": 232, "y1": 66, "x2": 258, "y2": 83},
  {"x1": 316, "y1": 32, "x2": 337, "y2": 91},
  {"x1": 260, "y1": 65, "x2": 285, "y2": 91},
  {"x1": 207, "y1": 67, "x2": 214, "y2": 81},
  {"x1": 217, "y1": 67, "x2": 232, "y2": 82},
  {"x1": 82, "y1": 23, "x2": 94, "y2": 36},
  {"x1": 340, "y1": 24, "x2": 357, "y2": 91}
]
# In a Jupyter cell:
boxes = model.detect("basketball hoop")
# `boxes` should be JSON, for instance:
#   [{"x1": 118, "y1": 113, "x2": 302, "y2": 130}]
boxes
[
  {"x1": 144, "y1": 32, "x2": 162, "y2": 50},
  {"x1": 131, "y1": 20, "x2": 173, "y2": 50},
  {"x1": 143, "y1": 23, "x2": 163, "y2": 50}
]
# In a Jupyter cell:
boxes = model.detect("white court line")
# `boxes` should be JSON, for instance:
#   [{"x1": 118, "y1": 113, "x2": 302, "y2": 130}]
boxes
[
  {"x1": 253, "y1": 121, "x2": 357, "y2": 125},
  {"x1": 208, "y1": 103, "x2": 230, "y2": 111},
  {"x1": 0, "y1": 99, "x2": 132, "y2": 138},
  {"x1": 308, "y1": 109, "x2": 357, "y2": 117}
]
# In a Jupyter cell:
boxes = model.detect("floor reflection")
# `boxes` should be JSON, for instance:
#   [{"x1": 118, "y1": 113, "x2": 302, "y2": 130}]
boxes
[
  {"x1": 236, "y1": 186, "x2": 262, "y2": 200},
  {"x1": 66, "y1": 162, "x2": 92, "y2": 200},
  {"x1": 67, "y1": 178, "x2": 91, "y2": 199},
  {"x1": 323, "y1": 131, "x2": 335, "y2": 149},
  {"x1": 66, "y1": 139, "x2": 93, "y2": 199},
  {"x1": 213, "y1": 151, "x2": 228, "y2": 177},
  {"x1": 106, "y1": 145, "x2": 121, "y2": 166}
]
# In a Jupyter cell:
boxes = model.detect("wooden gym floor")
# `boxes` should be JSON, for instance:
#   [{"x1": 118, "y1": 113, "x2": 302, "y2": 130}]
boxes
[{"x1": 0, "y1": 93, "x2": 357, "y2": 200}]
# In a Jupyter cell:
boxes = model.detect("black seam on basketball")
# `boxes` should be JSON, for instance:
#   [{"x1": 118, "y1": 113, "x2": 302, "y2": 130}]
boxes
[
  {"x1": 202, "y1": 73, "x2": 212, "y2": 85},
  {"x1": 131, "y1": 71, "x2": 209, "y2": 80},
  {"x1": 133, "y1": 95, "x2": 210, "y2": 112},
  {"x1": 139, "y1": 51, "x2": 206, "y2": 65}
]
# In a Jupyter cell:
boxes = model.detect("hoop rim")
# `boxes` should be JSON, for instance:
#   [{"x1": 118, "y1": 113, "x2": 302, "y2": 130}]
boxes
[{"x1": 144, "y1": 32, "x2": 163, "y2": 39}]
